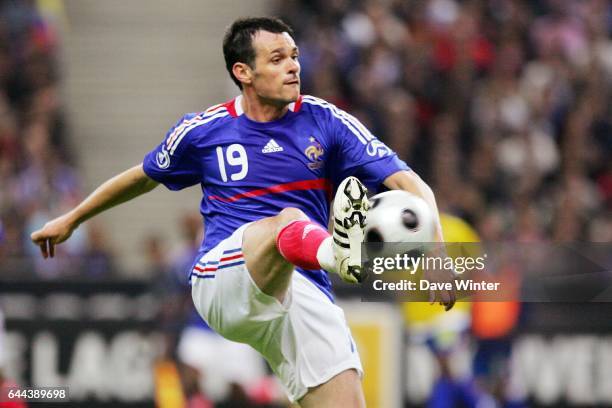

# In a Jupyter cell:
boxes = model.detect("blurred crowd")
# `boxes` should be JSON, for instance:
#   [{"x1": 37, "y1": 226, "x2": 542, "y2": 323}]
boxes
[
  {"x1": 279, "y1": 0, "x2": 612, "y2": 242},
  {"x1": 0, "y1": 1, "x2": 115, "y2": 278}
]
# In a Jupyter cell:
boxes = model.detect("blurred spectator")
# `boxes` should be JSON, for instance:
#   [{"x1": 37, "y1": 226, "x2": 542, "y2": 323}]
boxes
[
  {"x1": 80, "y1": 221, "x2": 116, "y2": 278},
  {"x1": 143, "y1": 233, "x2": 168, "y2": 279}
]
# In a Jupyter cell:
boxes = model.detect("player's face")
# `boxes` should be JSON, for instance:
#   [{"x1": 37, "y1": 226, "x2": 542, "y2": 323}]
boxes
[{"x1": 250, "y1": 31, "x2": 300, "y2": 104}]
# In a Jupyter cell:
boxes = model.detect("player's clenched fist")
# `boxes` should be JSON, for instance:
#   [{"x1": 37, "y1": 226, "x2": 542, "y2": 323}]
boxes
[{"x1": 30, "y1": 213, "x2": 77, "y2": 259}]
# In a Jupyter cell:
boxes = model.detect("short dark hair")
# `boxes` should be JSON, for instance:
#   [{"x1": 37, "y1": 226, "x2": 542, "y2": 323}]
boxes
[{"x1": 223, "y1": 17, "x2": 294, "y2": 89}]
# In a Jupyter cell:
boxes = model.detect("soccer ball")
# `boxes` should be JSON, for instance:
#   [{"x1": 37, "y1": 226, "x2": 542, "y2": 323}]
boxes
[{"x1": 364, "y1": 190, "x2": 436, "y2": 247}]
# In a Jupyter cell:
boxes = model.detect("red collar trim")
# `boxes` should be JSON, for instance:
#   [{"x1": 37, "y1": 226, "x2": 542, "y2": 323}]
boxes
[{"x1": 223, "y1": 94, "x2": 303, "y2": 118}]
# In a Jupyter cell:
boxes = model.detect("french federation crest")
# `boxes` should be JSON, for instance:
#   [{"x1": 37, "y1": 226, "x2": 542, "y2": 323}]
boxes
[{"x1": 305, "y1": 137, "x2": 324, "y2": 170}]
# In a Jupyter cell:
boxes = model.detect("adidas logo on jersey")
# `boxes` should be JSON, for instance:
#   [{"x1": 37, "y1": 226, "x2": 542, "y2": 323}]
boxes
[{"x1": 262, "y1": 139, "x2": 284, "y2": 153}]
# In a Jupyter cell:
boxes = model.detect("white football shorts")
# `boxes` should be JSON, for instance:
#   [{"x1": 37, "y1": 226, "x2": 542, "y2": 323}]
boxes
[{"x1": 189, "y1": 223, "x2": 363, "y2": 402}]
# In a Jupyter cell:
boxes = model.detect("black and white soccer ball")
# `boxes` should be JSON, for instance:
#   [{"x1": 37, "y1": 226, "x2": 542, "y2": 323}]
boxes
[{"x1": 365, "y1": 190, "x2": 435, "y2": 247}]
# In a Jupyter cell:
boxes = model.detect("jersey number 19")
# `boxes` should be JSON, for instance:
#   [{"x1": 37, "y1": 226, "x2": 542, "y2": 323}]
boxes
[{"x1": 216, "y1": 144, "x2": 249, "y2": 182}]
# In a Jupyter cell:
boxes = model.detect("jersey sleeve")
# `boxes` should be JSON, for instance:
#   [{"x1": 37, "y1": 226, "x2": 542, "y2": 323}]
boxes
[
  {"x1": 324, "y1": 103, "x2": 410, "y2": 192},
  {"x1": 142, "y1": 114, "x2": 203, "y2": 191}
]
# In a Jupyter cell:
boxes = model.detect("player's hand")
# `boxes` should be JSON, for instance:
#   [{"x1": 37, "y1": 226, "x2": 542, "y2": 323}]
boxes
[
  {"x1": 30, "y1": 213, "x2": 78, "y2": 259},
  {"x1": 423, "y1": 266, "x2": 456, "y2": 311},
  {"x1": 422, "y1": 244, "x2": 456, "y2": 311}
]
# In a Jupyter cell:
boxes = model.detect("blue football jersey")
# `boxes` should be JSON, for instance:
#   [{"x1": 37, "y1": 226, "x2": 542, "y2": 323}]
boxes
[{"x1": 143, "y1": 95, "x2": 409, "y2": 297}]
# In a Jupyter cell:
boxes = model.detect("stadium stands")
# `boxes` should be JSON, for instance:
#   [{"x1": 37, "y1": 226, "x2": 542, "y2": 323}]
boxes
[{"x1": 280, "y1": 0, "x2": 611, "y2": 242}]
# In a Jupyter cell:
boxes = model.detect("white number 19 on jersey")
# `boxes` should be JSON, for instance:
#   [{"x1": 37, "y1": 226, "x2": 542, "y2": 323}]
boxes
[{"x1": 216, "y1": 144, "x2": 248, "y2": 182}]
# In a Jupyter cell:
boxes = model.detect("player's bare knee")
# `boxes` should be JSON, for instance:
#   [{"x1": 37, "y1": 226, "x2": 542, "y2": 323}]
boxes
[
  {"x1": 300, "y1": 369, "x2": 365, "y2": 408},
  {"x1": 275, "y1": 207, "x2": 309, "y2": 236},
  {"x1": 278, "y1": 207, "x2": 308, "y2": 222}
]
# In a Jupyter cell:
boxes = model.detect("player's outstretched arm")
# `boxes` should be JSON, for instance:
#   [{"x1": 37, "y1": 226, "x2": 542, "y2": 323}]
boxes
[
  {"x1": 31, "y1": 164, "x2": 158, "y2": 259},
  {"x1": 383, "y1": 169, "x2": 456, "y2": 310}
]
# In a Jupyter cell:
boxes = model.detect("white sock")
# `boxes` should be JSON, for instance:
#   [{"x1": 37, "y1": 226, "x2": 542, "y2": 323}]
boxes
[{"x1": 316, "y1": 236, "x2": 336, "y2": 273}]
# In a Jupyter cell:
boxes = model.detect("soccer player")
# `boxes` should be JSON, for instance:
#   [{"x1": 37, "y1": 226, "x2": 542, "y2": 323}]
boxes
[{"x1": 31, "y1": 17, "x2": 455, "y2": 407}]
